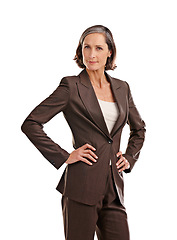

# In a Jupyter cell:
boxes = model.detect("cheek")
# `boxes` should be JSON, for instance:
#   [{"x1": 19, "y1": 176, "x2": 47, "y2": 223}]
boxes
[
  {"x1": 82, "y1": 52, "x2": 86, "y2": 64},
  {"x1": 100, "y1": 53, "x2": 108, "y2": 63},
  {"x1": 82, "y1": 50, "x2": 88, "y2": 62}
]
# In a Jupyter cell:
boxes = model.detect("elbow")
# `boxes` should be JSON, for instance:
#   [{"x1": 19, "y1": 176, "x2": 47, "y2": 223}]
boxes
[
  {"x1": 21, "y1": 121, "x2": 26, "y2": 133},
  {"x1": 21, "y1": 120, "x2": 28, "y2": 134},
  {"x1": 21, "y1": 119, "x2": 43, "y2": 137}
]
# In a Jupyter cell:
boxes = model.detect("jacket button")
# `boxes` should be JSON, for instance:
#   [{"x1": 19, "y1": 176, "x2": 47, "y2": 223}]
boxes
[{"x1": 108, "y1": 140, "x2": 112, "y2": 144}]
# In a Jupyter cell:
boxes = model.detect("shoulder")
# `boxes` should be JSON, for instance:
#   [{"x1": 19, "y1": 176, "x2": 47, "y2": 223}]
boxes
[
  {"x1": 60, "y1": 74, "x2": 79, "y2": 86},
  {"x1": 108, "y1": 73, "x2": 130, "y2": 91},
  {"x1": 112, "y1": 76, "x2": 127, "y2": 85}
]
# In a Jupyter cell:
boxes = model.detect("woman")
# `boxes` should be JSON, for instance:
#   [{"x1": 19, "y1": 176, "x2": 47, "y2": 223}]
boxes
[{"x1": 21, "y1": 25, "x2": 146, "y2": 240}]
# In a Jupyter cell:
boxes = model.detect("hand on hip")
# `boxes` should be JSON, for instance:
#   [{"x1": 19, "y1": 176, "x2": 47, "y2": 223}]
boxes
[
  {"x1": 66, "y1": 143, "x2": 98, "y2": 166},
  {"x1": 116, "y1": 151, "x2": 130, "y2": 172}
]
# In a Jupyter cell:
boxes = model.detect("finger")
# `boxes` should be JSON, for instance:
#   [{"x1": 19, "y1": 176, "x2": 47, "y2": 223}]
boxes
[
  {"x1": 116, "y1": 161, "x2": 125, "y2": 169},
  {"x1": 116, "y1": 156, "x2": 125, "y2": 166},
  {"x1": 118, "y1": 166, "x2": 126, "y2": 172},
  {"x1": 124, "y1": 159, "x2": 130, "y2": 169},
  {"x1": 84, "y1": 149, "x2": 98, "y2": 159},
  {"x1": 118, "y1": 163, "x2": 129, "y2": 172},
  {"x1": 116, "y1": 156, "x2": 128, "y2": 168},
  {"x1": 80, "y1": 157, "x2": 93, "y2": 166},
  {"x1": 116, "y1": 151, "x2": 122, "y2": 158},
  {"x1": 83, "y1": 153, "x2": 97, "y2": 162},
  {"x1": 118, "y1": 162, "x2": 130, "y2": 172},
  {"x1": 116, "y1": 159, "x2": 123, "y2": 167},
  {"x1": 83, "y1": 143, "x2": 96, "y2": 151}
]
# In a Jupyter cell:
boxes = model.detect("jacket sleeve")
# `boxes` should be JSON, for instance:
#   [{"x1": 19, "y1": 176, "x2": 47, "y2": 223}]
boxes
[
  {"x1": 21, "y1": 77, "x2": 70, "y2": 169},
  {"x1": 123, "y1": 82, "x2": 146, "y2": 173}
]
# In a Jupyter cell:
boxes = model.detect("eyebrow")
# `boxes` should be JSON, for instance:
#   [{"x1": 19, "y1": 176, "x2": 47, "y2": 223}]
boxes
[{"x1": 83, "y1": 43, "x2": 104, "y2": 47}]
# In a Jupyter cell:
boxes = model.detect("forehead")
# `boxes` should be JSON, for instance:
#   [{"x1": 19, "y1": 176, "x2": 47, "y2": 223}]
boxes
[{"x1": 83, "y1": 33, "x2": 106, "y2": 45}]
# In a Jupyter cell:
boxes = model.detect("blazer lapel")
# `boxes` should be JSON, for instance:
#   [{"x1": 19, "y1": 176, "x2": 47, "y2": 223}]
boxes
[
  {"x1": 105, "y1": 72, "x2": 128, "y2": 137},
  {"x1": 77, "y1": 70, "x2": 111, "y2": 139}
]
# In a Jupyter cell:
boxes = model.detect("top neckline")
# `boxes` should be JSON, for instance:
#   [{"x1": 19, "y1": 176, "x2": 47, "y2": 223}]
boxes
[{"x1": 98, "y1": 99, "x2": 116, "y2": 103}]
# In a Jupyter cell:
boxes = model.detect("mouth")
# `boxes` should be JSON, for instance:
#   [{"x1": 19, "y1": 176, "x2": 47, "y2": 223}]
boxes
[{"x1": 88, "y1": 61, "x2": 98, "y2": 64}]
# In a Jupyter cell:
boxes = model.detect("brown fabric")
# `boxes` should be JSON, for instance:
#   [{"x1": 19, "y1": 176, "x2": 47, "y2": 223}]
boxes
[
  {"x1": 21, "y1": 69, "x2": 146, "y2": 205},
  {"x1": 62, "y1": 166, "x2": 130, "y2": 240}
]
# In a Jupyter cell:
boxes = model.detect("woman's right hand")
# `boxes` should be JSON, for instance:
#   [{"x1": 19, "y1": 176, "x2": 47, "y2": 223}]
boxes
[{"x1": 65, "y1": 143, "x2": 98, "y2": 166}]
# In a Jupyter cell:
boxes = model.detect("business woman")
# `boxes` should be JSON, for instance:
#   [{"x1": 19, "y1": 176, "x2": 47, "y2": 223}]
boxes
[{"x1": 21, "y1": 25, "x2": 146, "y2": 240}]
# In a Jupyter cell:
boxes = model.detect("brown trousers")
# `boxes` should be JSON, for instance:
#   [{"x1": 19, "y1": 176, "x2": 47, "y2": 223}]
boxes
[{"x1": 61, "y1": 166, "x2": 130, "y2": 240}]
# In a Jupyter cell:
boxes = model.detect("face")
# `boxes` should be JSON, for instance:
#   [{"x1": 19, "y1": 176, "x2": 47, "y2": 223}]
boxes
[{"x1": 82, "y1": 33, "x2": 111, "y2": 71}]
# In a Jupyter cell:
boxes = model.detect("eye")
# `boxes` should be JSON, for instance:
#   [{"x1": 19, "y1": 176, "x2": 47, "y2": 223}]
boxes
[
  {"x1": 96, "y1": 46, "x2": 103, "y2": 51},
  {"x1": 84, "y1": 45, "x2": 90, "y2": 49}
]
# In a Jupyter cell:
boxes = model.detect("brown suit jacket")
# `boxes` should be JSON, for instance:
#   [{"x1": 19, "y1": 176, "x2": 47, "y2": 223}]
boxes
[{"x1": 21, "y1": 69, "x2": 146, "y2": 205}]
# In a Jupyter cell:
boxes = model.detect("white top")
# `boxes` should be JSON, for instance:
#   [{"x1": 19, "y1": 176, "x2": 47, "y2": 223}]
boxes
[
  {"x1": 98, "y1": 99, "x2": 119, "y2": 166},
  {"x1": 98, "y1": 99, "x2": 119, "y2": 134}
]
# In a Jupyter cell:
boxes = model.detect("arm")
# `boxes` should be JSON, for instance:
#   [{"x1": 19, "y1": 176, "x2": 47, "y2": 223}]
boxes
[
  {"x1": 123, "y1": 82, "x2": 146, "y2": 173},
  {"x1": 21, "y1": 77, "x2": 70, "y2": 169}
]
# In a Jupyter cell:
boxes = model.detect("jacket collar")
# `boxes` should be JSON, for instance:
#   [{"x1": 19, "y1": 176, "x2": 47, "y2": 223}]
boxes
[
  {"x1": 78, "y1": 69, "x2": 122, "y2": 90},
  {"x1": 77, "y1": 69, "x2": 127, "y2": 139}
]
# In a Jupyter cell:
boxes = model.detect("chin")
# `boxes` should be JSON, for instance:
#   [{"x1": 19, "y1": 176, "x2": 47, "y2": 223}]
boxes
[
  {"x1": 87, "y1": 67, "x2": 99, "y2": 71},
  {"x1": 85, "y1": 64, "x2": 103, "y2": 72}
]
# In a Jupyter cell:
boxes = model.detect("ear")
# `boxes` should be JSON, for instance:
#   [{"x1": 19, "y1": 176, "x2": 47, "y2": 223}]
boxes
[{"x1": 108, "y1": 50, "x2": 112, "y2": 58}]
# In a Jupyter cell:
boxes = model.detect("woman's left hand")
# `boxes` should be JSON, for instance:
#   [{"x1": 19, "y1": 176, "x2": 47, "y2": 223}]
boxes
[{"x1": 116, "y1": 151, "x2": 130, "y2": 172}]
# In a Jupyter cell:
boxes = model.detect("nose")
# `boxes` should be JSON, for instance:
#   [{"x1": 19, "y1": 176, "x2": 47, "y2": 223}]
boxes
[{"x1": 89, "y1": 49, "x2": 96, "y2": 59}]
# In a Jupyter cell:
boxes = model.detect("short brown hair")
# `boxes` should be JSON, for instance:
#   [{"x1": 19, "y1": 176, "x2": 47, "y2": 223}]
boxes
[{"x1": 74, "y1": 25, "x2": 117, "y2": 70}]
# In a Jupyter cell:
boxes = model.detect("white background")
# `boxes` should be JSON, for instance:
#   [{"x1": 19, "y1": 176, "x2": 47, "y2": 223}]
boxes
[{"x1": 1, "y1": 0, "x2": 177, "y2": 239}]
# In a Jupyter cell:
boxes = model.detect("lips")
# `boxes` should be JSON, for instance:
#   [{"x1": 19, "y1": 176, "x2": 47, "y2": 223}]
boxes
[{"x1": 88, "y1": 61, "x2": 98, "y2": 64}]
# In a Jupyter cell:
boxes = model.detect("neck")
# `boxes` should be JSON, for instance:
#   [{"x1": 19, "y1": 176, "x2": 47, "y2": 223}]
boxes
[{"x1": 86, "y1": 68, "x2": 108, "y2": 88}]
